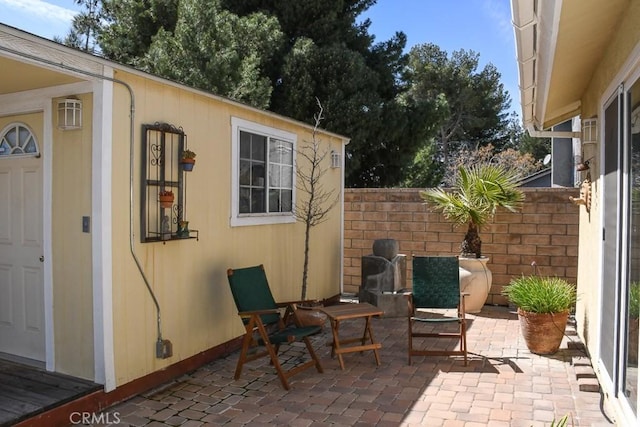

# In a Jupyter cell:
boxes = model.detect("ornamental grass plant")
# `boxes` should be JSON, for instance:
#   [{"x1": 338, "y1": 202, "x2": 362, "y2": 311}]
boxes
[{"x1": 502, "y1": 275, "x2": 577, "y2": 314}]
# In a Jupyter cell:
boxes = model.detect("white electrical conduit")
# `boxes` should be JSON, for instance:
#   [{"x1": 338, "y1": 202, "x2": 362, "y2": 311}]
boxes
[{"x1": 0, "y1": 45, "x2": 164, "y2": 345}]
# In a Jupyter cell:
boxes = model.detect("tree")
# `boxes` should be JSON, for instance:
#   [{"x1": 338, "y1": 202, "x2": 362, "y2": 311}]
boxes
[
  {"x1": 56, "y1": 0, "x2": 102, "y2": 53},
  {"x1": 442, "y1": 144, "x2": 543, "y2": 187},
  {"x1": 421, "y1": 164, "x2": 525, "y2": 258},
  {"x1": 221, "y1": 0, "x2": 426, "y2": 188},
  {"x1": 294, "y1": 100, "x2": 338, "y2": 300},
  {"x1": 402, "y1": 43, "x2": 512, "y2": 170},
  {"x1": 519, "y1": 131, "x2": 552, "y2": 164},
  {"x1": 402, "y1": 140, "x2": 445, "y2": 188},
  {"x1": 138, "y1": 0, "x2": 283, "y2": 109},
  {"x1": 99, "y1": 0, "x2": 180, "y2": 65}
]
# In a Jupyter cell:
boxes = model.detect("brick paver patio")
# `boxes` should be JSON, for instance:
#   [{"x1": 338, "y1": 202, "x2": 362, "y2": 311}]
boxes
[{"x1": 89, "y1": 305, "x2": 615, "y2": 426}]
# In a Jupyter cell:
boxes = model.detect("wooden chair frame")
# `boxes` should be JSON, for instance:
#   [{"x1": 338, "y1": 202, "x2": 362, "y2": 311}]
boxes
[
  {"x1": 408, "y1": 256, "x2": 469, "y2": 366},
  {"x1": 227, "y1": 266, "x2": 323, "y2": 390}
]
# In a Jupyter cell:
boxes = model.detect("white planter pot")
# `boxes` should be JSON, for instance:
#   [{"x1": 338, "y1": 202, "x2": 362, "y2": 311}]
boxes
[{"x1": 458, "y1": 257, "x2": 492, "y2": 313}]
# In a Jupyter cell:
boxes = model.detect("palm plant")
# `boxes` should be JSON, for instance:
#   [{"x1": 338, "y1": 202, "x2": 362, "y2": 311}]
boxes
[{"x1": 420, "y1": 164, "x2": 525, "y2": 258}]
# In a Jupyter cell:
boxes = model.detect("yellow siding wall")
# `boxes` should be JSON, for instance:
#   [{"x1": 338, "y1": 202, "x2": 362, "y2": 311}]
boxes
[
  {"x1": 576, "y1": 1, "x2": 640, "y2": 357},
  {"x1": 109, "y1": 72, "x2": 345, "y2": 386},
  {"x1": 51, "y1": 94, "x2": 95, "y2": 379}
]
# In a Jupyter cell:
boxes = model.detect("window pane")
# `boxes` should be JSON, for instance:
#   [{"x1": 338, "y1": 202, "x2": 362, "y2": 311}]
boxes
[
  {"x1": 239, "y1": 160, "x2": 251, "y2": 185},
  {"x1": 5, "y1": 129, "x2": 16, "y2": 147},
  {"x1": 281, "y1": 165, "x2": 293, "y2": 188},
  {"x1": 269, "y1": 165, "x2": 281, "y2": 187},
  {"x1": 239, "y1": 187, "x2": 251, "y2": 213},
  {"x1": 24, "y1": 137, "x2": 36, "y2": 154},
  {"x1": 252, "y1": 135, "x2": 266, "y2": 161},
  {"x1": 251, "y1": 188, "x2": 265, "y2": 212},
  {"x1": 240, "y1": 131, "x2": 251, "y2": 159},
  {"x1": 270, "y1": 139, "x2": 293, "y2": 165},
  {"x1": 269, "y1": 189, "x2": 281, "y2": 212},
  {"x1": 0, "y1": 140, "x2": 9, "y2": 156},
  {"x1": 269, "y1": 189, "x2": 292, "y2": 212},
  {"x1": 281, "y1": 190, "x2": 292, "y2": 212},
  {"x1": 252, "y1": 164, "x2": 265, "y2": 186}
]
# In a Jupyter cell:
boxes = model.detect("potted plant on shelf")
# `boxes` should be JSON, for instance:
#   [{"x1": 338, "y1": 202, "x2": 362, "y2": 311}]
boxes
[
  {"x1": 177, "y1": 220, "x2": 190, "y2": 238},
  {"x1": 181, "y1": 149, "x2": 196, "y2": 171},
  {"x1": 159, "y1": 190, "x2": 174, "y2": 208},
  {"x1": 420, "y1": 164, "x2": 525, "y2": 312},
  {"x1": 502, "y1": 264, "x2": 577, "y2": 354}
]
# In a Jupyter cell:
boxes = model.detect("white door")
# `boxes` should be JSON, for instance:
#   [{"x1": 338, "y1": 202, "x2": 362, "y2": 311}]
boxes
[{"x1": 0, "y1": 119, "x2": 44, "y2": 361}]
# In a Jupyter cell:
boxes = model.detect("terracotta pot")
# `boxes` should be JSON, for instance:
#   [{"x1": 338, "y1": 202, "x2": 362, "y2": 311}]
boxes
[
  {"x1": 518, "y1": 308, "x2": 569, "y2": 354},
  {"x1": 159, "y1": 194, "x2": 174, "y2": 208},
  {"x1": 295, "y1": 306, "x2": 327, "y2": 329}
]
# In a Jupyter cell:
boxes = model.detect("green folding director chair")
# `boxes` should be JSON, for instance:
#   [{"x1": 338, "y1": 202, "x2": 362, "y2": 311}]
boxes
[
  {"x1": 408, "y1": 256, "x2": 468, "y2": 366},
  {"x1": 226, "y1": 265, "x2": 324, "y2": 390}
]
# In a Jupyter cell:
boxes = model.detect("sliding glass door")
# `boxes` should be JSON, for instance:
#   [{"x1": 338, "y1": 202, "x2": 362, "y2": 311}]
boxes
[{"x1": 625, "y1": 78, "x2": 640, "y2": 414}]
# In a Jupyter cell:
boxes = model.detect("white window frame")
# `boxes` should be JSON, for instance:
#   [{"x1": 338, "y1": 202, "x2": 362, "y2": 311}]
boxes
[
  {"x1": 231, "y1": 117, "x2": 297, "y2": 226},
  {"x1": 0, "y1": 122, "x2": 41, "y2": 158}
]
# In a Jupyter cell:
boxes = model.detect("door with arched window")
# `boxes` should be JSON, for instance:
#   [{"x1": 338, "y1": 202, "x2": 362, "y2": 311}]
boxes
[{"x1": 0, "y1": 115, "x2": 44, "y2": 362}]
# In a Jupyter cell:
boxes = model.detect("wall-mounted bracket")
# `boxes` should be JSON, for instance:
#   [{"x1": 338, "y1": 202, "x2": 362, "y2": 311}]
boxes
[{"x1": 569, "y1": 177, "x2": 591, "y2": 213}]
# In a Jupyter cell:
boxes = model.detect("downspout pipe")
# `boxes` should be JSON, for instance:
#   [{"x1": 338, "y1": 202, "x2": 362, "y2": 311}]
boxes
[{"x1": 0, "y1": 45, "x2": 164, "y2": 345}]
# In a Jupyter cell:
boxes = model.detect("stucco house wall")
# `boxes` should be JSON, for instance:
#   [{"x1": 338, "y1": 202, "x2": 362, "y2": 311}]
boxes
[
  {"x1": 108, "y1": 70, "x2": 346, "y2": 387},
  {"x1": 512, "y1": 0, "x2": 640, "y2": 423}
]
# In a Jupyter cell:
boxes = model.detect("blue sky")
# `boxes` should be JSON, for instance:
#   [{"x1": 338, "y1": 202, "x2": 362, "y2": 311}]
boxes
[{"x1": 0, "y1": 0, "x2": 520, "y2": 115}]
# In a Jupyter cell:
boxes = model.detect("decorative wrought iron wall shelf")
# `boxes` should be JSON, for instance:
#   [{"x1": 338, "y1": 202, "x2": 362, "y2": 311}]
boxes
[{"x1": 141, "y1": 122, "x2": 198, "y2": 243}]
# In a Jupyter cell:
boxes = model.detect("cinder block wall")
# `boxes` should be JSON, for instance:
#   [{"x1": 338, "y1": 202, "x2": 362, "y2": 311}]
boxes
[{"x1": 343, "y1": 188, "x2": 580, "y2": 306}]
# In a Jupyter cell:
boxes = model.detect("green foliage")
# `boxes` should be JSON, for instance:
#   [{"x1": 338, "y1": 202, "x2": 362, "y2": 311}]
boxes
[
  {"x1": 519, "y1": 130, "x2": 552, "y2": 163},
  {"x1": 403, "y1": 140, "x2": 445, "y2": 188},
  {"x1": 502, "y1": 276, "x2": 577, "y2": 314},
  {"x1": 421, "y1": 164, "x2": 524, "y2": 257},
  {"x1": 99, "y1": 0, "x2": 180, "y2": 64},
  {"x1": 630, "y1": 281, "x2": 640, "y2": 319},
  {"x1": 421, "y1": 164, "x2": 524, "y2": 227},
  {"x1": 83, "y1": 1, "x2": 516, "y2": 187},
  {"x1": 56, "y1": 0, "x2": 102, "y2": 53},
  {"x1": 549, "y1": 413, "x2": 572, "y2": 427},
  {"x1": 402, "y1": 43, "x2": 512, "y2": 169},
  {"x1": 222, "y1": 1, "x2": 425, "y2": 187},
  {"x1": 138, "y1": 0, "x2": 283, "y2": 109},
  {"x1": 181, "y1": 149, "x2": 196, "y2": 160}
]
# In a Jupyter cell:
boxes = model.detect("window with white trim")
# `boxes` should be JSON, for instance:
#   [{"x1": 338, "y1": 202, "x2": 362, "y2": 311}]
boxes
[
  {"x1": 0, "y1": 123, "x2": 40, "y2": 158},
  {"x1": 231, "y1": 117, "x2": 296, "y2": 226}
]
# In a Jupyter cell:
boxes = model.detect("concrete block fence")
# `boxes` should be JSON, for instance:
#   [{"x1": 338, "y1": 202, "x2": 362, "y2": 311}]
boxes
[{"x1": 343, "y1": 187, "x2": 580, "y2": 306}]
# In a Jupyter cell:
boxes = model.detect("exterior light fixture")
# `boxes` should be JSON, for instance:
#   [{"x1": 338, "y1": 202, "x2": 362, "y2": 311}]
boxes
[
  {"x1": 581, "y1": 117, "x2": 597, "y2": 145},
  {"x1": 331, "y1": 150, "x2": 341, "y2": 168},
  {"x1": 57, "y1": 98, "x2": 82, "y2": 130}
]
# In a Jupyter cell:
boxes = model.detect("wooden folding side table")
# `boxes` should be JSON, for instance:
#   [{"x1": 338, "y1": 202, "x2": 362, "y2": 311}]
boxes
[{"x1": 320, "y1": 302, "x2": 384, "y2": 370}]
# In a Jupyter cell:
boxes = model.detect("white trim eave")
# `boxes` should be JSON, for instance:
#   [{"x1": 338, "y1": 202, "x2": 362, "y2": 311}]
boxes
[
  {"x1": 534, "y1": 0, "x2": 563, "y2": 128},
  {"x1": 511, "y1": 0, "x2": 563, "y2": 130}
]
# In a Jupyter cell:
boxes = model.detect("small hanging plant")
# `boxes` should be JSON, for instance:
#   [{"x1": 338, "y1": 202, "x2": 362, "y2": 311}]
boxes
[{"x1": 181, "y1": 149, "x2": 196, "y2": 171}]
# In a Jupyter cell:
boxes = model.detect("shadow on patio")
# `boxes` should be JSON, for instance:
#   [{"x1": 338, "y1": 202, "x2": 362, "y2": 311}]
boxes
[{"x1": 87, "y1": 305, "x2": 611, "y2": 426}]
